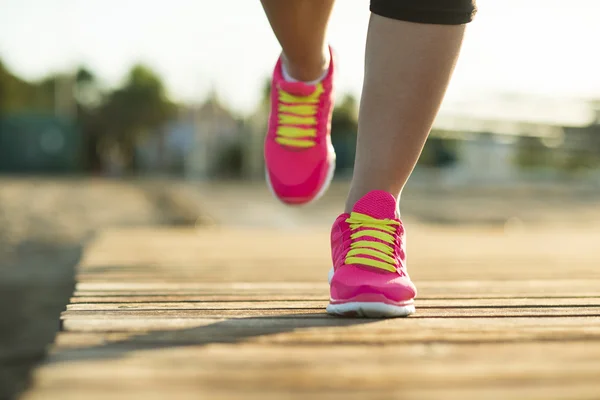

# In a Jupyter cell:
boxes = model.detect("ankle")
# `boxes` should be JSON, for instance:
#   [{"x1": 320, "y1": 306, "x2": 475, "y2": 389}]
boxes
[{"x1": 281, "y1": 49, "x2": 330, "y2": 82}]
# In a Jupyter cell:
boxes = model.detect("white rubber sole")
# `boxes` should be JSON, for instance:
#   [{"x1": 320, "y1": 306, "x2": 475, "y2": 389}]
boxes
[
  {"x1": 265, "y1": 151, "x2": 336, "y2": 207},
  {"x1": 327, "y1": 268, "x2": 416, "y2": 318},
  {"x1": 326, "y1": 302, "x2": 416, "y2": 318}
]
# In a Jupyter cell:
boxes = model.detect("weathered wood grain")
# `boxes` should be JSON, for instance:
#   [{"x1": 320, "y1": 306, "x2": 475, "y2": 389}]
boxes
[{"x1": 23, "y1": 227, "x2": 600, "y2": 400}]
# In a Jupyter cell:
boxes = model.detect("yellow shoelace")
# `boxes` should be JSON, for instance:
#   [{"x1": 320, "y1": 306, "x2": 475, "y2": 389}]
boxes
[
  {"x1": 276, "y1": 83, "x2": 324, "y2": 148},
  {"x1": 344, "y1": 212, "x2": 400, "y2": 273}
]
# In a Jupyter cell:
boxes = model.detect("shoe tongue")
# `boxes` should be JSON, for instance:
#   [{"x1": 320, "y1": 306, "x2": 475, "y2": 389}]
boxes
[
  {"x1": 278, "y1": 80, "x2": 316, "y2": 97},
  {"x1": 352, "y1": 191, "x2": 397, "y2": 220}
]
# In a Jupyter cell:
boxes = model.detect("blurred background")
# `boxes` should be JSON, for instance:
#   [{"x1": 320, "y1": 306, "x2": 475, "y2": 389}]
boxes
[{"x1": 1, "y1": 0, "x2": 600, "y2": 398}]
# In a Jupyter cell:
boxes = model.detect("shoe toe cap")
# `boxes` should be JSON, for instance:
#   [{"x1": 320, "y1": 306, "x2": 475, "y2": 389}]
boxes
[
  {"x1": 330, "y1": 265, "x2": 416, "y2": 303},
  {"x1": 266, "y1": 156, "x2": 333, "y2": 204}
]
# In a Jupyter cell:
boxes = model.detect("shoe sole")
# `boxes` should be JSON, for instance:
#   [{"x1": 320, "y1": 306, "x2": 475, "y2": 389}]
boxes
[
  {"x1": 326, "y1": 302, "x2": 415, "y2": 318},
  {"x1": 327, "y1": 268, "x2": 416, "y2": 318},
  {"x1": 265, "y1": 151, "x2": 336, "y2": 206}
]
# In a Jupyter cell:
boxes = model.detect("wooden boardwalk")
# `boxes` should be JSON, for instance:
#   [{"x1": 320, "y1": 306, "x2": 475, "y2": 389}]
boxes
[{"x1": 23, "y1": 225, "x2": 600, "y2": 400}]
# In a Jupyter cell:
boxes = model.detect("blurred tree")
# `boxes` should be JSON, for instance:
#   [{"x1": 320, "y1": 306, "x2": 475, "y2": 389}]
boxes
[
  {"x1": 330, "y1": 93, "x2": 358, "y2": 172},
  {"x1": 331, "y1": 94, "x2": 358, "y2": 136},
  {"x1": 99, "y1": 64, "x2": 176, "y2": 171},
  {"x1": 72, "y1": 66, "x2": 105, "y2": 172},
  {"x1": 0, "y1": 60, "x2": 179, "y2": 173},
  {"x1": 0, "y1": 59, "x2": 68, "y2": 114},
  {"x1": 515, "y1": 136, "x2": 551, "y2": 170},
  {"x1": 36, "y1": 76, "x2": 59, "y2": 111},
  {"x1": 419, "y1": 134, "x2": 458, "y2": 168},
  {"x1": 0, "y1": 60, "x2": 38, "y2": 114},
  {"x1": 261, "y1": 77, "x2": 272, "y2": 105},
  {"x1": 75, "y1": 67, "x2": 102, "y2": 109}
]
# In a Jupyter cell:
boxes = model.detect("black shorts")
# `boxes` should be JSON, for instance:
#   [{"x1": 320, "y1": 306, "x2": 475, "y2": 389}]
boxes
[{"x1": 370, "y1": 0, "x2": 477, "y2": 25}]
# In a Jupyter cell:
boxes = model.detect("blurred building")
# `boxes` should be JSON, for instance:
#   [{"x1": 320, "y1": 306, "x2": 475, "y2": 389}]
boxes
[
  {"x1": 424, "y1": 95, "x2": 600, "y2": 186},
  {"x1": 136, "y1": 93, "x2": 600, "y2": 186},
  {"x1": 136, "y1": 92, "x2": 243, "y2": 178},
  {"x1": 187, "y1": 93, "x2": 241, "y2": 179}
]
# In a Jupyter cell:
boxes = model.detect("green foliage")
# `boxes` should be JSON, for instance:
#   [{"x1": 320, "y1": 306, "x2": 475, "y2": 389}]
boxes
[
  {"x1": 0, "y1": 61, "x2": 54, "y2": 114},
  {"x1": 331, "y1": 94, "x2": 358, "y2": 137},
  {"x1": 419, "y1": 136, "x2": 458, "y2": 168},
  {"x1": 74, "y1": 66, "x2": 101, "y2": 109},
  {"x1": 515, "y1": 137, "x2": 551, "y2": 169},
  {"x1": 261, "y1": 77, "x2": 272, "y2": 105},
  {"x1": 330, "y1": 94, "x2": 358, "y2": 172},
  {"x1": 561, "y1": 151, "x2": 600, "y2": 172},
  {"x1": 100, "y1": 64, "x2": 174, "y2": 137},
  {"x1": 0, "y1": 58, "x2": 176, "y2": 172},
  {"x1": 514, "y1": 136, "x2": 600, "y2": 173},
  {"x1": 75, "y1": 67, "x2": 94, "y2": 85},
  {"x1": 96, "y1": 64, "x2": 176, "y2": 170},
  {"x1": 214, "y1": 141, "x2": 244, "y2": 178}
]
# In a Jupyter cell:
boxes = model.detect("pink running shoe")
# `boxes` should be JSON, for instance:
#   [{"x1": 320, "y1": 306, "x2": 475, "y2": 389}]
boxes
[
  {"x1": 327, "y1": 191, "x2": 417, "y2": 318},
  {"x1": 264, "y1": 48, "x2": 336, "y2": 205}
]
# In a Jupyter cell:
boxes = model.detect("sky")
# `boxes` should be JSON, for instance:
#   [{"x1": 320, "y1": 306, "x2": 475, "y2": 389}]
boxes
[{"x1": 0, "y1": 0, "x2": 599, "y2": 114}]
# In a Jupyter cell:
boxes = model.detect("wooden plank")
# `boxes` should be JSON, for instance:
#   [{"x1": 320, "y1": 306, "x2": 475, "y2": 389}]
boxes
[
  {"x1": 52, "y1": 317, "x2": 600, "y2": 349},
  {"x1": 70, "y1": 295, "x2": 329, "y2": 303},
  {"x1": 20, "y1": 385, "x2": 600, "y2": 400},
  {"x1": 72, "y1": 266, "x2": 600, "y2": 281},
  {"x1": 65, "y1": 298, "x2": 600, "y2": 311},
  {"x1": 60, "y1": 307, "x2": 600, "y2": 321},
  {"x1": 69, "y1": 292, "x2": 600, "y2": 301},
  {"x1": 72, "y1": 280, "x2": 600, "y2": 298},
  {"x1": 68, "y1": 294, "x2": 600, "y2": 303},
  {"x1": 74, "y1": 227, "x2": 600, "y2": 281},
  {"x1": 75, "y1": 282, "x2": 328, "y2": 291},
  {"x1": 66, "y1": 301, "x2": 326, "y2": 311},
  {"x1": 27, "y1": 343, "x2": 600, "y2": 394},
  {"x1": 59, "y1": 315, "x2": 600, "y2": 340}
]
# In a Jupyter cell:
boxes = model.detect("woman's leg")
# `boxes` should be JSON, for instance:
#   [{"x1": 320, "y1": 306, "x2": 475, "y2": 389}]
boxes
[
  {"x1": 261, "y1": 0, "x2": 337, "y2": 205},
  {"x1": 328, "y1": 1, "x2": 476, "y2": 318},
  {"x1": 346, "y1": 2, "x2": 474, "y2": 213},
  {"x1": 260, "y1": 0, "x2": 335, "y2": 81}
]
